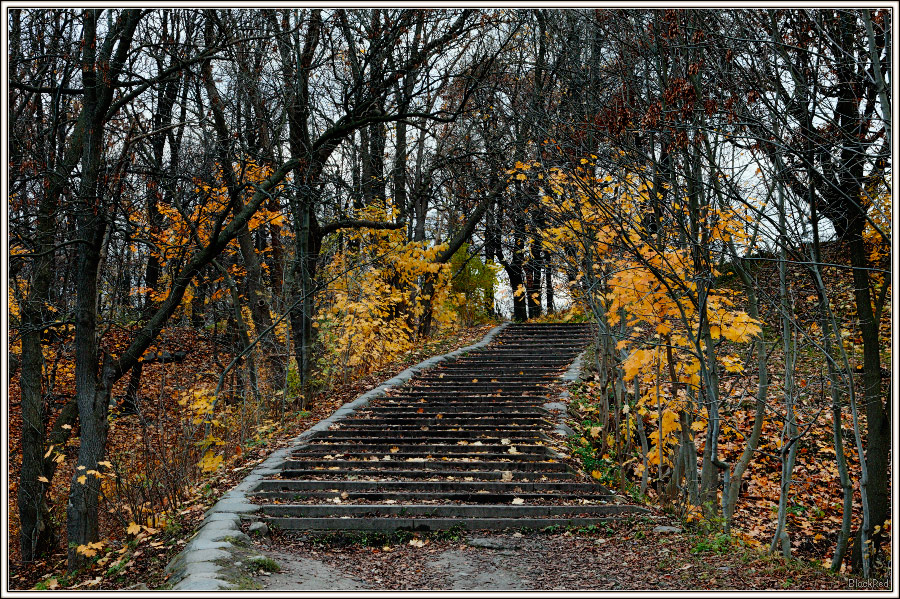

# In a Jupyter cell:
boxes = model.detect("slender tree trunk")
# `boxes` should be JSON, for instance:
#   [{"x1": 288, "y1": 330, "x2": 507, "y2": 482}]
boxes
[
  {"x1": 289, "y1": 201, "x2": 321, "y2": 408},
  {"x1": 544, "y1": 264, "x2": 555, "y2": 314},
  {"x1": 67, "y1": 188, "x2": 110, "y2": 569},
  {"x1": 526, "y1": 237, "x2": 543, "y2": 319},
  {"x1": 724, "y1": 267, "x2": 768, "y2": 529},
  {"x1": 67, "y1": 62, "x2": 115, "y2": 567},
  {"x1": 18, "y1": 169, "x2": 60, "y2": 562},
  {"x1": 770, "y1": 181, "x2": 799, "y2": 557},
  {"x1": 848, "y1": 230, "x2": 888, "y2": 573}
]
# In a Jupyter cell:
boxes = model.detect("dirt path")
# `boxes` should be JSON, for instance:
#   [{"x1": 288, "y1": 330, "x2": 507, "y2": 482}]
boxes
[{"x1": 245, "y1": 520, "x2": 851, "y2": 591}]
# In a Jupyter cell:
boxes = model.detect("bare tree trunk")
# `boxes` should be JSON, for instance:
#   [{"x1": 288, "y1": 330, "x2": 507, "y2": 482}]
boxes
[
  {"x1": 770, "y1": 174, "x2": 799, "y2": 558},
  {"x1": 544, "y1": 264, "x2": 555, "y2": 314}
]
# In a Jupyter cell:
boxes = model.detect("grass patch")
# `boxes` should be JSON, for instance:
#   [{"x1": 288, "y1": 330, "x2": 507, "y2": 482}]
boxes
[{"x1": 249, "y1": 556, "x2": 281, "y2": 573}]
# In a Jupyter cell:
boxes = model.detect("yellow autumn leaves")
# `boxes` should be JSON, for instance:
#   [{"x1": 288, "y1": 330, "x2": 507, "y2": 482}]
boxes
[
  {"x1": 67, "y1": 461, "x2": 115, "y2": 485},
  {"x1": 176, "y1": 386, "x2": 226, "y2": 473},
  {"x1": 508, "y1": 157, "x2": 762, "y2": 480},
  {"x1": 322, "y1": 206, "x2": 457, "y2": 375}
]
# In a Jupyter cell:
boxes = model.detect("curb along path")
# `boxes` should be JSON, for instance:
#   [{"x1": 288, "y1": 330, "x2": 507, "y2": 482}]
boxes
[{"x1": 166, "y1": 322, "x2": 644, "y2": 590}]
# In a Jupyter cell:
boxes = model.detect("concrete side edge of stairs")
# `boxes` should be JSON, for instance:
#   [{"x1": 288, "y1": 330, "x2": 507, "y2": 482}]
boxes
[
  {"x1": 543, "y1": 341, "x2": 592, "y2": 439},
  {"x1": 165, "y1": 320, "x2": 511, "y2": 590}
]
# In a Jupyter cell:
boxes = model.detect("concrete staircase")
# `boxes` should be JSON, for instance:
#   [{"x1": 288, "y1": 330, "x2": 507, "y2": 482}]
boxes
[{"x1": 250, "y1": 323, "x2": 643, "y2": 532}]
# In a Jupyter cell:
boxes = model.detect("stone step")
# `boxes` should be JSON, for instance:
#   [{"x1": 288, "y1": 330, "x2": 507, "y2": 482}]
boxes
[
  {"x1": 291, "y1": 451, "x2": 557, "y2": 463},
  {"x1": 276, "y1": 469, "x2": 576, "y2": 481},
  {"x1": 306, "y1": 431, "x2": 549, "y2": 442},
  {"x1": 365, "y1": 406, "x2": 550, "y2": 415},
  {"x1": 297, "y1": 443, "x2": 552, "y2": 455},
  {"x1": 430, "y1": 367, "x2": 563, "y2": 375},
  {"x1": 384, "y1": 392, "x2": 550, "y2": 399},
  {"x1": 254, "y1": 480, "x2": 603, "y2": 493},
  {"x1": 464, "y1": 352, "x2": 581, "y2": 358},
  {"x1": 324, "y1": 425, "x2": 546, "y2": 433},
  {"x1": 405, "y1": 383, "x2": 553, "y2": 390},
  {"x1": 498, "y1": 331, "x2": 594, "y2": 337},
  {"x1": 259, "y1": 516, "x2": 621, "y2": 532},
  {"x1": 281, "y1": 459, "x2": 570, "y2": 472},
  {"x1": 378, "y1": 401, "x2": 548, "y2": 408},
  {"x1": 333, "y1": 418, "x2": 550, "y2": 428},
  {"x1": 348, "y1": 414, "x2": 550, "y2": 423},
  {"x1": 260, "y1": 503, "x2": 634, "y2": 518},
  {"x1": 414, "y1": 375, "x2": 557, "y2": 383},
  {"x1": 450, "y1": 352, "x2": 577, "y2": 358},
  {"x1": 253, "y1": 490, "x2": 608, "y2": 503},
  {"x1": 498, "y1": 330, "x2": 594, "y2": 336},
  {"x1": 383, "y1": 393, "x2": 550, "y2": 400},
  {"x1": 386, "y1": 391, "x2": 552, "y2": 399},
  {"x1": 466, "y1": 346, "x2": 586, "y2": 350}
]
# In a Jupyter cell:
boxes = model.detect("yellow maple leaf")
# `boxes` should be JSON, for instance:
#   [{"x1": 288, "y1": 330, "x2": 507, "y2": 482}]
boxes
[
  {"x1": 198, "y1": 450, "x2": 223, "y2": 473},
  {"x1": 77, "y1": 475, "x2": 87, "y2": 484},
  {"x1": 622, "y1": 348, "x2": 653, "y2": 381},
  {"x1": 721, "y1": 354, "x2": 744, "y2": 373},
  {"x1": 127, "y1": 522, "x2": 142, "y2": 536}
]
